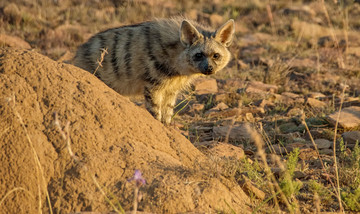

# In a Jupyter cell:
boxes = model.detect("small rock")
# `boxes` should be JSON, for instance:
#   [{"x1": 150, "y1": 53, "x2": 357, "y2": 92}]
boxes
[
  {"x1": 276, "y1": 94, "x2": 303, "y2": 105},
  {"x1": 319, "y1": 148, "x2": 333, "y2": 156},
  {"x1": 304, "y1": 130, "x2": 323, "y2": 140},
  {"x1": 213, "y1": 123, "x2": 255, "y2": 142},
  {"x1": 306, "y1": 98, "x2": 327, "y2": 109},
  {"x1": 293, "y1": 171, "x2": 306, "y2": 179},
  {"x1": 239, "y1": 177, "x2": 266, "y2": 200},
  {"x1": 341, "y1": 98, "x2": 360, "y2": 108},
  {"x1": 327, "y1": 106, "x2": 360, "y2": 129},
  {"x1": 204, "y1": 102, "x2": 231, "y2": 117},
  {"x1": 206, "y1": 106, "x2": 265, "y2": 119},
  {"x1": 314, "y1": 139, "x2": 332, "y2": 149},
  {"x1": 205, "y1": 108, "x2": 242, "y2": 119},
  {"x1": 241, "y1": 106, "x2": 265, "y2": 115},
  {"x1": 293, "y1": 137, "x2": 307, "y2": 143},
  {"x1": 286, "y1": 143, "x2": 307, "y2": 152},
  {"x1": 214, "y1": 93, "x2": 228, "y2": 103},
  {"x1": 279, "y1": 122, "x2": 299, "y2": 134},
  {"x1": 287, "y1": 107, "x2": 303, "y2": 117},
  {"x1": 276, "y1": 132, "x2": 302, "y2": 144},
  {"x1": 191, "y1": 103, "x2": 205, "y2": 112},
  {"x1": 193, "y1": 78, "x2": 218, "y2": 95},
  {"x1": 281, "y1": 92, "x2": 301, "y2": 99},
  {"x1": 245, "y1": 81, "x2": 278, "y2": 94},
  {"x1": 307, "y1": 92, "x2": 326, "y2": 99},
  {"x1": 208, "y1": 143, "x2": 245, "y2": 160},
  {"x1": 211, "y1": 102, "x2": 229, "y2": 111},
  {"x1": 255, "y1": 99, "x2": 275, "y2": 109},
  {"x1": 342, "y1": 131, "x2": 360, "y2": 145}
]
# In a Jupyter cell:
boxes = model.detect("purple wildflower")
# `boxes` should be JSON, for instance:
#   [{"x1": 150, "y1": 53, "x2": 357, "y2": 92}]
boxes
[{"x1": 128, "y1": 170, "x2": 146, "y2": 187}]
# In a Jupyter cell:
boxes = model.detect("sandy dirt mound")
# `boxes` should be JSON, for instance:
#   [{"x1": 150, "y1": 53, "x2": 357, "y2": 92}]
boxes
[{"x1": 0, "y1": 48, "x2": 250, "y2": 213}]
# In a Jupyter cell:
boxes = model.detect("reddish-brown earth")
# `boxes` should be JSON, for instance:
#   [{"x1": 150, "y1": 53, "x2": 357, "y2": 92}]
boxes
[{"x1": 0, "y1": 48, "x2": 250, "y2": 213}]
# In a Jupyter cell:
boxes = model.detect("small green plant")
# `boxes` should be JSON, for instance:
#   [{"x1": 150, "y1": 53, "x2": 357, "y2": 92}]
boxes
[
  {"x1": 341, "y1": 187, "x2": 360, "y2": 212},
  {"x1": 337, "y1": 141, "x2": 360, "y2": 211},
  {"x1": 268, "y1": 103, "x2": 289, "y2": 116},
  {"x1": 238, "y1": 92, "x2": 254, "y2": 106},
  {"x1": 279, "y1": 148, "x2": 302, "y2": 200},
  {"x1": 339, "y1": 138, "x2": 346, "y2": 159},
  {"x1": 204, "y1": 94, "x2": 215, "y2": 110},
  {"x1": 240, "y1": 158, "x2": 265, "y2": 189},
  {"x1": 308, "y1": 180, "x2": 333, "y2": 204},
  {"x1": 352, "y1": 141, "x2": 360, "y2": 164},
  {"x1": 339, "y1": 141, "x2": 360, "y2": 188},
  {"x1": 172, "y1": 95, "x2": 193, "y2": 120}
]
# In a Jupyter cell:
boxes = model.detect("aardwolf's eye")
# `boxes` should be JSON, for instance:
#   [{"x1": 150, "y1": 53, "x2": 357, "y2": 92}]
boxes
[
  {"x1": 213, "y1": 53, "x2": 220, "y2": 60},
  {"x1": 194, "y1": 52, "x2": 204, "y2": 61}
]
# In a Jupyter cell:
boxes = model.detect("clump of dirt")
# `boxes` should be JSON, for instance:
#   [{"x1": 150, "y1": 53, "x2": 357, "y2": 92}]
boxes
[{"x1": 0, "y1": 48, "x2": 250, "y2": 213}]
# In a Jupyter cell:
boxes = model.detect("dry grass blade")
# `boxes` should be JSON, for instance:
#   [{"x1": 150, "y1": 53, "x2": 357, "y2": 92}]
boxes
[
  {"x1": 93, "y1": 48, "x2": 108, "y2": 75},
  {"x1": 7, "y1": 95, "x2": 53, "y2": 214},
  {"x1": 301, "y1": 113, "x2": 337, "y2": 192},
  {"x1": 266, "y1": 2, "x2": 275, "y2": 35},
  {"x1": 0, "y1": 187, "x2": 34, "y2": 208},
  {"x1": 332, "y1": 86, "x2": 347, "y2": 213},
  {"x1": 246, "y1": 124, "x2": 296, "y2": 213}
]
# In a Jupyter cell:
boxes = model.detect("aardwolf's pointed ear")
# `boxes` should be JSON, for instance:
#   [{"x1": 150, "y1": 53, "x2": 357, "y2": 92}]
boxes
[
  {"x1": 214, "y1": 19, "x2": 235, "y2": 47},
  {"x1": 180, "y1": 20, "x2": 202, "y2": 47}
]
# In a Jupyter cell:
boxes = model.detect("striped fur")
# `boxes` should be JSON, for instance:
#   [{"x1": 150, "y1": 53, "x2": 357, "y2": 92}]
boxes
[{"x1": 73, "y1": 17, "x2": 235, "y2": 124}]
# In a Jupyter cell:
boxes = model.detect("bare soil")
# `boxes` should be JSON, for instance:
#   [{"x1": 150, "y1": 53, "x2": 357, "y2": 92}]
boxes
[{"x1": 0, "y1": 48, "x2": 250, "y2": 213}]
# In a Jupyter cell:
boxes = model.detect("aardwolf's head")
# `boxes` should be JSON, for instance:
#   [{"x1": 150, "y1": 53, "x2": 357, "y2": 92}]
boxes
[{"x1": 180, "y1": 19, "x2": 235, "y2": 75}]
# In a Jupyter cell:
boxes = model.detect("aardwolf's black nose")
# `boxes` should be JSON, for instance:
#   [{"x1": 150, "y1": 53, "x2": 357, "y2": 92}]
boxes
[{"x1": 202, "y1": 65, "x2": 214, "y2": 75}]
